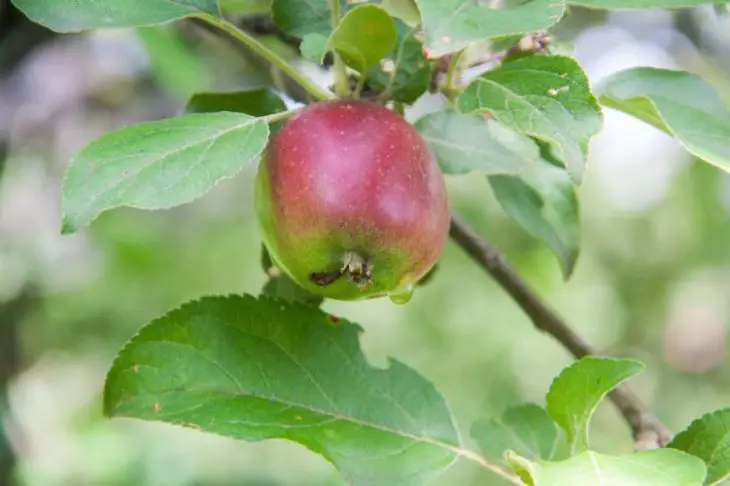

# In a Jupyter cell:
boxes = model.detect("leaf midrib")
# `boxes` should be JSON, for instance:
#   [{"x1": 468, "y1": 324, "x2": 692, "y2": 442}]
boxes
[
  {"x1": 69, "y1": 117, "x2": 263, "y2": 219},
  {"x1": 109, "y1": 314, "x2": 459, "y2": 451},
  {"x1": 111, "y1": 379, "x2": 460, "y2": 452},
  {"x1": 472, "y1": 77, "x2": 582, "y2": 143},
  {"x1": 423, "y1": 133, "x2": 529, "y2": 161}
]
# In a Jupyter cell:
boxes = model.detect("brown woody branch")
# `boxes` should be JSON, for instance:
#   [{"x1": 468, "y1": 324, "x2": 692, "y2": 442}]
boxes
[
  {"x1": 430, "y1": 31, "x2": 553, "y2": 93},
  {"x1": 449, "y1": 215, "x2": 673, "y2": 449},
  {"x1": 186, "y1": 12, "x2": 672, "y2": 450}
]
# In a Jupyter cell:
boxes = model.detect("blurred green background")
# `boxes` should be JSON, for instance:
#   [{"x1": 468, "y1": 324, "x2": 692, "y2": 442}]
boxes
[{"x1": 2, "y1": 2, "x2": 730, "y2": 485}]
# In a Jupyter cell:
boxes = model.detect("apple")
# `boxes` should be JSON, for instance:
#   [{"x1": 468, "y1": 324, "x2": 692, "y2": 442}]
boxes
[{"x1": 255, "y1": 100, "x2": 449, "y2": 301}]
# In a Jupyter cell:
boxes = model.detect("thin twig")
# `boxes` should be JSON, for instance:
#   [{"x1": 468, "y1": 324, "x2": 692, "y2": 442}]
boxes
[
  {"x1": 449, "y1": 215, "x2": 673, "y2": 449},
  {"x1": 431, "y1": 31, "x2": 554, "y2": 93},
  {"x1": 193, "y1": 14, "x2": 334, "y2": 102}
]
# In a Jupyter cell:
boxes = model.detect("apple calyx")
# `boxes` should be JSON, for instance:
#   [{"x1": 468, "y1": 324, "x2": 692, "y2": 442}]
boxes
[{"x1": 309, "y1": 251, "x2": 372, "y2": 288}]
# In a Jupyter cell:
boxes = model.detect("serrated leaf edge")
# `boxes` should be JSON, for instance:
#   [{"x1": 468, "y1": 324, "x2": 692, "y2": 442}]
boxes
[
  {"x1": 420, "y1": 0, "x2": 567, "y2": 58},
  {"x1": 10, "y1": 0, "x2": 222, "y2": 33},
  {"x1": 102, "y1": 293, "x2": 463, "y2": 477},
  {"x1": 60, "y1": 114, "x2": 269, "y2": 234},
  {"x1": 669, "y1": 407, "x2": 730, "y2": 486},
  {"x1": 459, "y1": 54, "x2": 605, "y2": 184},
  {"x1": 597, "y1": 66, "x2": 730, "y2": 174},
  {"x1": 545, "y1": 357, "x2": 645, "y2": 453}
]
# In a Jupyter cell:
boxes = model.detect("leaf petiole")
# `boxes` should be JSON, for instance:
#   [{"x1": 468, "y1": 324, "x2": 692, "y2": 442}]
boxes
[{"x1": 329, "y1": 0, "x2": 351, "y2": 97}]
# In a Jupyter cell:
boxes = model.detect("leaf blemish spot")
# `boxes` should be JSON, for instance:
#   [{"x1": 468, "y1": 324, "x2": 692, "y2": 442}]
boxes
[
  {"x1": 133, "y1": 364, "x2": 140, "y2": 373},
  {"x1": 547, "y1": 86, "x2": 569, "y2": 97},
  {"x1": 154, "y1": 402, "x2": 162, "y2": 413}
]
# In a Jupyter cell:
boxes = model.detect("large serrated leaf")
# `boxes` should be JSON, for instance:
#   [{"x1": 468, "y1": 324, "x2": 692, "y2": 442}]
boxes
[
  {"x1": 508, "y1": 449, "x2": 707, "y2": 486},
  {"x1": 415, "y1": 110, "x2": 541, "y2": 176},
  {"x1": 471, "y1": 404, "x2": 559, "y2": 464},
  {"x1": 104, "y1": 295, "x2": 460, "y2": 486},
  {"x1": 416, "y1": 0, "x2": 566, "y2": 58},
  {"x1": 545, "y1": 357, "x2": 644, "y2": 454},
  {"x1": 489, "y1": 160, "x2": 579, "y2": 279},
  {"x1": 458, "y1": 55, "x2": 603, "y2": 183},
  {"x1": 10, "y1": 0, "x2": 219, "y2": 32},
  {"x1": 670, "y1": 408, "x2": 730, "y2": 485},
  {"x1": 569, "y1": 0, "x2": 728, "y2": 8},
  {"x1": 596, "y1": 67, "x2": 730, "y2": 173},
  {"x1": 61, "y1": 113, "x2": 268, "y2": 234}
]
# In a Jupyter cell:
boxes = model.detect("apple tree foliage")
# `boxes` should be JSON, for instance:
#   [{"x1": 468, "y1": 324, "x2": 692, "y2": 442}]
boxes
[{"x1": 10, "y1": 0, "x2": 730, "y2": 484}]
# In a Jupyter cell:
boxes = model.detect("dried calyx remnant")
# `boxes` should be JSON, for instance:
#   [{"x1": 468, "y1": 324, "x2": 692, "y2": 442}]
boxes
[{"x1": 309, "y1": 251, "x2": 373, "y2": 288}]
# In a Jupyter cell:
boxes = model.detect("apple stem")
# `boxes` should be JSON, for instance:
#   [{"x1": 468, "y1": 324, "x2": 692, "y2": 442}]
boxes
[
  {"x1": 195, "y1": 14, "x2": 335, "y2": 102},
  {"x1": 353, "y1": 75, "x2": 366, "y2": 99},
  {"x1": 445, "y1": 50, "x2": 465, "y2": 93}
]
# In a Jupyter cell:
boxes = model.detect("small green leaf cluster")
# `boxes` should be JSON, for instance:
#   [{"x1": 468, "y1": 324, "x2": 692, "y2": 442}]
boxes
[
  {"x1": 10, "y1": 0, "x2": 730, "y2": 484},
  {"x1": 473, "y1": 357, "x2": 708, "y2": 486}
]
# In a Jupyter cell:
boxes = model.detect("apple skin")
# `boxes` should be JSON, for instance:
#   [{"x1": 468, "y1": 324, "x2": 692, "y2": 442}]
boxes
[{"x1": 254, "y1": 100, "x2": 449, "y2": 301}]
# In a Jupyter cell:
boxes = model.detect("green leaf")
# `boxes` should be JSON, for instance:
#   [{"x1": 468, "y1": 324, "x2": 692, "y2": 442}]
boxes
[
  {"x1": 261, "y1": 243, "x2": 275, "y2": 274},
  {"x1": 10, "y1": 0, "x2": 219, "y2": 32},
  {"x1": 137, "y1": 26, "x2": 212, "y2": 99},
  {"x1": 328, "y1": 4, "x2": 397, "y2": 74},
  {"x1": 458, "y1": 55, "x2": 604, "y2": 183},
  {"x1": 260, "y1": 245, "x2": 324, "y2": 307},
  {"x1": 670, "y1": 408, "x2": 730, "y2": 486},
  {"x1": 489, "y1": 160, "x2": 579, "y2": 279},
  {"x1": 569, "y1": 0, "x2": 726, "y2": 9},
  {"x1": 366, "y1": 25, "x2": 432, "y2": 104},
  {"x1": 297, "y1": 5, "x2": 397, "y2": 74},
  {"x1": 220, "y1": 0, "x2": 270, "y2": 14},
  {"x1": 104, "y1": 295, "x2": 460, "y2": 486},
  {"x1": 380, "y1": 0, "x2": 421, "y2": 27},
  {"x1": 272, "y1": 0, "x2": 338, "y2": 37},
  {"x1": 300, "y1": 33, "x2": 330, "y2": 64},
  {"x1": 596, "y1": 67, "x2": 730, "y2": 173},
  {"x1": 261, "y1": 274, "x2": 325, "y2": 307},
  {"x1": 416, "y1": 0, "x2": 566, "y2": 58},
  {"x1": 186, "y1": 89, "x2": 287, "y2": 117},
  {"x1": 416, "y1": 263, "x2": 439, "y2": 288},
  {"x1": 508, "y1": 449, "x2": 707, "y2": 486},
  {"x1": 61, "y1": 113, "x2": 268, "y2": 234},
  {"x1": 414, "y1": 110, "x2": 541, "y2": 175},
  {"x1": 545, "y1": 357, "x2": 644, "y2": 454},
  {"x1": 471, "y1": 404, "x2": 559, "y2": 464}
]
